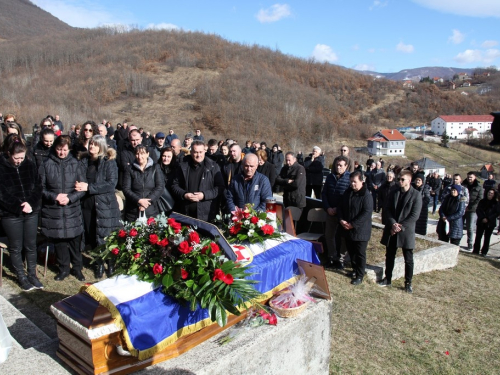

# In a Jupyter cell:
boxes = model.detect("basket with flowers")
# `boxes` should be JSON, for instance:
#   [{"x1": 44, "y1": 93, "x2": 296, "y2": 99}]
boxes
[
  {"x1": 93, "y1": 213, "x2": 262, "y2": 327},
  {"x1": 216, "y1": 204, "x2": 283, "y2": 244}
]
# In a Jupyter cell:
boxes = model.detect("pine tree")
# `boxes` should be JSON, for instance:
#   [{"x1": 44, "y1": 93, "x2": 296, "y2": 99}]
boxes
[{"x1": 440, "y1": 131, "x2": 450, "y2": 148}]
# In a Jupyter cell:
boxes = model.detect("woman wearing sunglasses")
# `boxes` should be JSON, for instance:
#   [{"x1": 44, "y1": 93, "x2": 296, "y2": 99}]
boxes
[{"x1": 73, "y1": 121, "x2": 99, "y2": 157}]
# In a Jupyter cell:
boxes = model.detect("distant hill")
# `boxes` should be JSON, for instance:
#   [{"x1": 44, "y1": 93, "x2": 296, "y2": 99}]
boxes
[
  {"x1": 0, "y1": 27, "x2": 497, "y2": 151},
  {"x1": 0, "y1": 2, "x2": 497, "y2": 151},
  {"x1": 0, "y1": 0, "x2": 72, "y2": 41},
  {"x1": 358, "y1": 67, "x2": 474, "y2": 81}
]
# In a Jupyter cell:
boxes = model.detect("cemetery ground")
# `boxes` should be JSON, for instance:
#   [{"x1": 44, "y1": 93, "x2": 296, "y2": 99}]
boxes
[{"x1": 1, "y1": 238, "x2": 500, "y2": 374}]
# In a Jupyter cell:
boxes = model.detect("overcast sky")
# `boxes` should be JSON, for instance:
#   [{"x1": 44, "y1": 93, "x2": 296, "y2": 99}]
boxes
[{"x1": 32, "y1": 0, "x2": 500, "y2": 73}]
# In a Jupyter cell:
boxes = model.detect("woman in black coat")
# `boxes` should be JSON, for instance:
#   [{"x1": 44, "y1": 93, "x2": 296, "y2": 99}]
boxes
[
  {"x1": 412, "y1": 174, "x2": 431, "y2": 235},
  {"x1": 256, "y1": 149, "x2": 276, "y2": 188},
  {"x1": 76, "y1": 135, "x2": 121, "y2": 278},
  {"x1": 40, "y1": 135, "x2": 86, "y2": 281},
  {"x1": 122, "y1": 144, "x2": 164, "y2": 223},
  {"x1": 338, "y1": 171, "x2": 373, "y2": 284},
  {"x1": 30, "y1": 128, "x2": 55, "y2": 170},
  {"x1": 473, "y1": 188, "x2": 499, "y2": 256},
  {"x1": 269, "y1": 144, "x2": 284, "y2": 177},
  {"x1": 0, "y1": 136, "x2": 43, "y2": 290},
  {"x1": 377, "y1": 171, "x2": 397, "y2": 225},
  {"x1": 158, "y1": 147, "x2": 178, "y2": 190}
]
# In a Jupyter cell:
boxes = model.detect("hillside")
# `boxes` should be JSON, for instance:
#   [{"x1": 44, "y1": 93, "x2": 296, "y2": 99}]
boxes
[
  {"x1": 0, "y1": 0, "x2": 71, "y2": 41},
  {"x1": 359, "y1": 66, "x2": 474, "y2": 81},
  {"x1": 0, "y1": 27, "x2": 498, "y2": 152}
]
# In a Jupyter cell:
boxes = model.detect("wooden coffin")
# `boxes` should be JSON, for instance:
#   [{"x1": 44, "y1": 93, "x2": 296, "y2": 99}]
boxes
[{"x1": 51, "y1": 292, "x2": 247, "y2": 375}]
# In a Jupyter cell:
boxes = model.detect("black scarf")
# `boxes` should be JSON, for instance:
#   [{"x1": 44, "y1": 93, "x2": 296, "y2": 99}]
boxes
[{"x1": 441, "y1": 194, "x2": 460, "y2": 216}]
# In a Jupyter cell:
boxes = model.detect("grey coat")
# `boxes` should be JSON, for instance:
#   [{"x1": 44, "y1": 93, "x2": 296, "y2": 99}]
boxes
[{"x1": 381, "y1": 186, "x2": 422, "y2": 249}]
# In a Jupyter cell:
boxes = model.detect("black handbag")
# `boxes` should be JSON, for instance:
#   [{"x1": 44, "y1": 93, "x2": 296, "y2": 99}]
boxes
[
  {"x1": 153, "y1": 167, "x2": 175, "y2": 213},
  {"x1": 158, "y1": 187, "x2": 175, "y2": 213}
]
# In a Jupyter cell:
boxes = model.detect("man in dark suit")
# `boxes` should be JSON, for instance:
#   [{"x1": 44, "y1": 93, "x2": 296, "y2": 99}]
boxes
[
  {"x1": 378, "y1": 170, "x2": 422, "y2": 293},
  {"x1": 171, "y1": 141, "x2": 225, "y2": 222}
]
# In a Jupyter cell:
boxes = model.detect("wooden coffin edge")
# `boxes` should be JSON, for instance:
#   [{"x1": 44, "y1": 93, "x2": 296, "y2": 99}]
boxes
[{"x1": 52, "y1": 291, "x2": 249, "y2": 375}]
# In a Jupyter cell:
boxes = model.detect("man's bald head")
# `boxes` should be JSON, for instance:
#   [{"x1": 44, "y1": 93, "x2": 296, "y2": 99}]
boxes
[
  {"x1": 242, "y1": 153, "x2": 258, "y2": 180},
  {"x1": 171, "y1": 138, "x2": 181, "y2": 155}
]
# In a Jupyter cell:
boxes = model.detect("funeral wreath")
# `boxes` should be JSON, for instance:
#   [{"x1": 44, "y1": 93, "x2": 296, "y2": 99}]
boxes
[{"x1": 93, "y1": 213, "x2": 261, "y2": 327}]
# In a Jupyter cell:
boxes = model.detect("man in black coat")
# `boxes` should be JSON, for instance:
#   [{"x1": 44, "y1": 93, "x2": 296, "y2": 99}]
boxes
[
  {"x1": 206, "y1": 138, "x2": 225, "y2": 169},
  {"x1": 462, "y1": 171, "x2": 482, "y2": 251},
  {"x1": 223, "y1": 144, "x2": 244, "y2": 187},
  {"x1": 275, "y1": 152, "x2": 306, "y2": 213},
  {"x1": 322, "y1": 156, "x2": 351, "y2": 269},
  {"x1": 338, "y1": 171, "x2": 373, "y2": 285},
  {"x1": 378, "y1": 170, "x2": 422, "y2": 293},
  {"x1": 171, "y1": 141, "x2": 225, "y2": 222},
  {"x1": 428, "y1": 171, "x2": 442, "y2": 214},
  {"x1": 303, "y1": 146, "x2": 325, "y2": 199}
]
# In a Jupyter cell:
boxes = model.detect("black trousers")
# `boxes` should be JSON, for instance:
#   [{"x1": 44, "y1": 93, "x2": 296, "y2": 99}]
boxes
[
  {"x1": 52, "y1": 235, "x2": 83, "y2": 273},
  {"x1": 385, "y1": 237, "x2": 414, "y2": 285},
  {"x1": 1, "y1": 213, "x2": 38, "y2": 278},
  {"x1": 306, "y1": 185, "x2": 322, "y2": 199},
  {"x1": 473, "y1": 223, "x2": 494, "y2": 255},
  {"x1": 345, "y1": 237, "x2": 368, "y2": 279},
  {"x1": 82, "y1": 205, "x2": 97, "y2": 249}
]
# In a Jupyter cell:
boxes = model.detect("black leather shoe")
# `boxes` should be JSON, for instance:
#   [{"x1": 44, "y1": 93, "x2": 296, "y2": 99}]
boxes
[
  {"x1": 351, "y1": 278, "x2": 363, "y2": 285},
  {"x1": 71, "y1": 269, "x2": 86, "y2": 281},
  {"x1": 54, "y1": 271, "x2": 69, "y2": 281},
  {"x1": 95, "y1": 264, "x2": 104, "y2": 279}
]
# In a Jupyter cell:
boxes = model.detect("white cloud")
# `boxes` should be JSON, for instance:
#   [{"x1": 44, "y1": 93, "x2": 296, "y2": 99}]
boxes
[
  {"x1": 454, "y1": 49, "x2": 500, "y2": 64},
  {"x1": 32, "y1": 0, "x2": 128, "y2": 28},
  {"x1": 146, "y1": 23, "x2": 180, "y2": 31},
  {"x1": 482, "y1": 40, "x2": 499, "y2": 48},
  {"x1": 354, "y1": 64, "x2": 376, "y2": 71},
  {"x1": 311, "y1": 44, "x2": 339, "y2": 63},
  {"x1": 411, "y1": 0, "x2": 500, "y2": 18},
  {"x1": 369, "y1": 1, "x2": 389, "y2": 10},
  {"x1": 396, "y1": 41, "x2": 414, "y2": 53},
  {"x1": 368, "y1": 48, "x2": 376, "y2": 53},
  {"x1": 448, "y1": 29, "x2": 464, "y2": 44},
  {"x1": 352, "y1": 44, "x2": 360, "y2": 50},
  {"x1": 256, "y1": 4, "x2": 292, "y2": 23}
]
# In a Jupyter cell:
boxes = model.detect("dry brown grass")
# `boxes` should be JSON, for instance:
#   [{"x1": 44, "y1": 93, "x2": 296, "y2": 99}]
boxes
[
  {"x1": 3, "y1": 243, "x2": 500, "y2": 374},
  {"x1": 327, "y1": 253, "x2": 500, "y2": 374}
]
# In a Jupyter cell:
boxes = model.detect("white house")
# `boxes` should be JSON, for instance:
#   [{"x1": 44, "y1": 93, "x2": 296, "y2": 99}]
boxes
[
  {"x1": 366, "y1": 129, "x2": 406, "y2": 156},
  {"x1": 430, "y1": 115, "x2": 494, "y2": 140}
]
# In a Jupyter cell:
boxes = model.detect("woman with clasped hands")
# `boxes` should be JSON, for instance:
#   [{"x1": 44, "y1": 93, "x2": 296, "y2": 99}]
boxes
[
  {"x1": 0, "y1": 135, "x2": 43, "y2": 290},
  {"x1": 40, "y1": 135, "x2": 87, "y2": 281},
  {"x1": 122, "y1": 144, "x2": 164, "y2": 223}
]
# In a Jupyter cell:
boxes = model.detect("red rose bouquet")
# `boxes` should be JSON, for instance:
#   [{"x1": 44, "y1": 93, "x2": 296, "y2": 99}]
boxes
[
  {"x1": 93, "y1": 213, "x2": 261, "y2": 326},
  {"x1": 216, "y1": 204, "x2": 283, "y2": 244}
]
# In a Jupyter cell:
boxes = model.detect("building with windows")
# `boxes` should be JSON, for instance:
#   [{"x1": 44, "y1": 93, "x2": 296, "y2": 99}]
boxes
[
  {"x1": 366, "y1": 129, "x2": 406, "y2": 156},
  {"x1": 430, "y1": 115, "x2": 493, "y2": 140}
]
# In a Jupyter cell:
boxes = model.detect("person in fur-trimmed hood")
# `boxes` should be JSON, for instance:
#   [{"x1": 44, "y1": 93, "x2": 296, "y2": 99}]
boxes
[{"x1": 76, "y1": 135, "x2": 122, "y2": 278}]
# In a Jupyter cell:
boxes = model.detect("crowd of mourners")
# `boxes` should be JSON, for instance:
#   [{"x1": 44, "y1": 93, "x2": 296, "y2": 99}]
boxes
[{"x1": 0, "y1": 112, "x2": 498, "y2": 295}]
